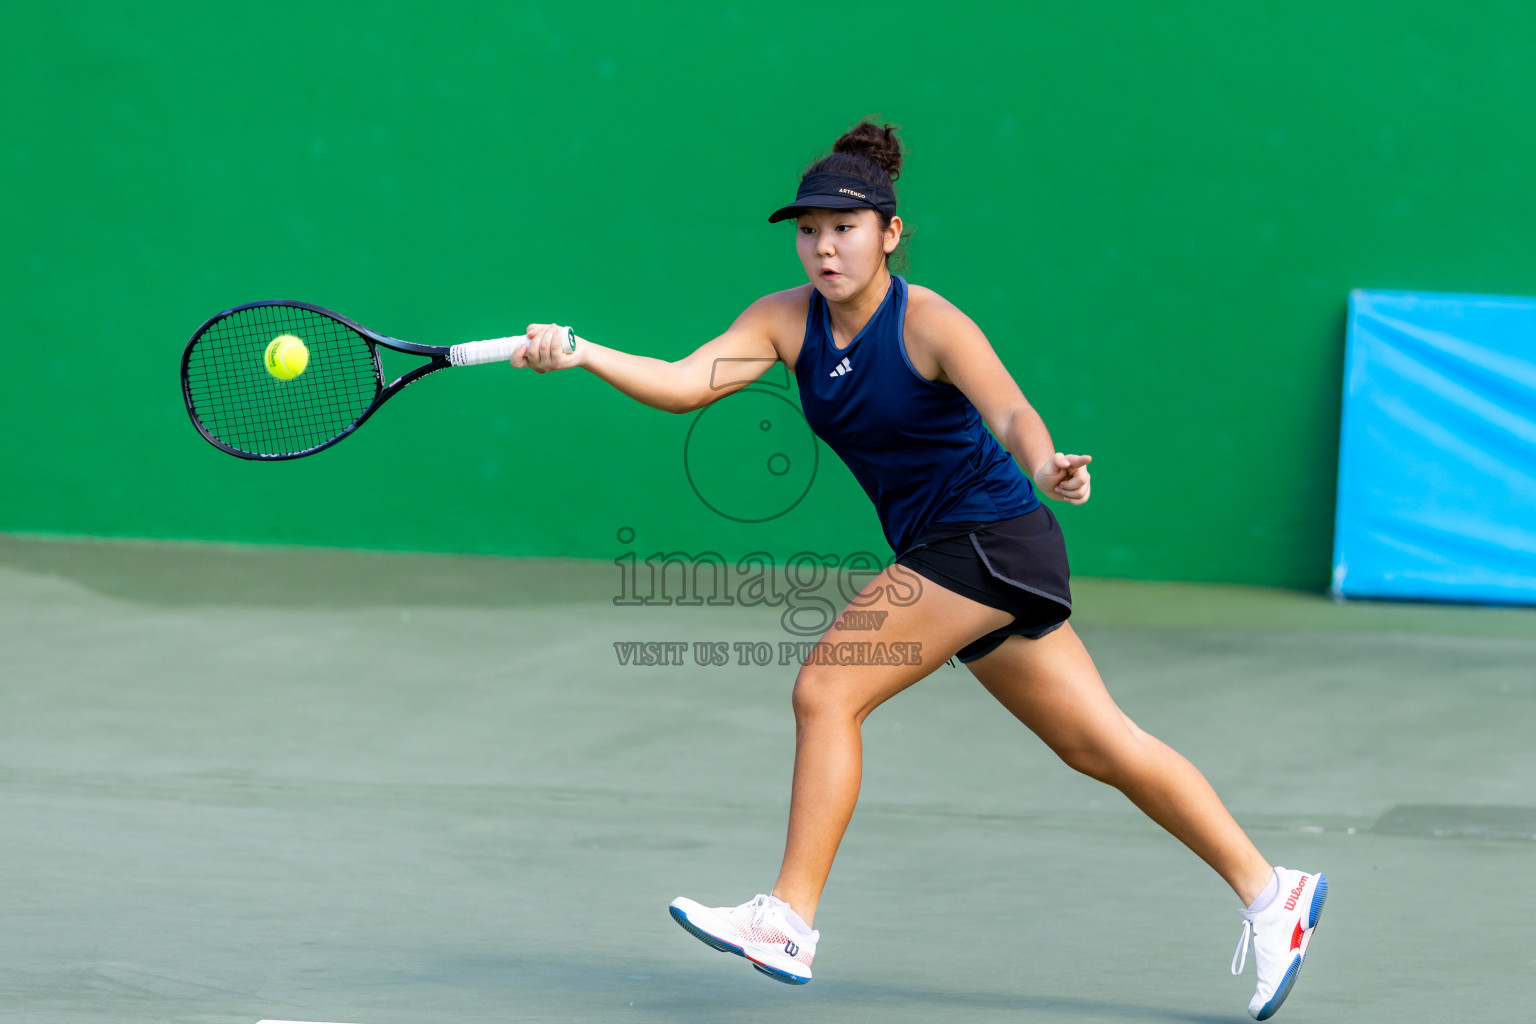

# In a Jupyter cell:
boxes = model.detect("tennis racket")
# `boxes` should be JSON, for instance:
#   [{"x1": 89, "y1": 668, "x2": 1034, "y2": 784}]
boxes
[{"x1": 181, "y1": 300, "x2": 573, "y2": 460}]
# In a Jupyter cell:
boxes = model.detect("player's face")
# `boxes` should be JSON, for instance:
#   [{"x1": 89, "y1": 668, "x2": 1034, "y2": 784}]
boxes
[{"x1": 795, "y1": 208, "x2": 901, "y2": 302}]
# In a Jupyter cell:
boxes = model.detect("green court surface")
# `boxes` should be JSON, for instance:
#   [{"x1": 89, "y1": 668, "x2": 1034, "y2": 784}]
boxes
[{"x1": 2, "y1": 534, "x2": 1533, "y2": 1024}]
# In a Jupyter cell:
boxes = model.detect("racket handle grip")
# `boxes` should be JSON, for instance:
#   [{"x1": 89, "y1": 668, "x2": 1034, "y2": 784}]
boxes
[{"x1": 449, "y1": 327, "x2": 576, "y2": 366}]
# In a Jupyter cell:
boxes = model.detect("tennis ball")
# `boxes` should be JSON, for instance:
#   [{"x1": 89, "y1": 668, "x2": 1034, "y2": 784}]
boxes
[{"x1": 264, "y1": 334, "x2": 309, "y2": 380}]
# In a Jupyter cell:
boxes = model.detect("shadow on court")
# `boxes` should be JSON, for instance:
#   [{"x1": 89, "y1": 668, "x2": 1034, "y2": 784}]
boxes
[{"x1": 1, "y1": 534, "x2": 1533, "y2": 1024}]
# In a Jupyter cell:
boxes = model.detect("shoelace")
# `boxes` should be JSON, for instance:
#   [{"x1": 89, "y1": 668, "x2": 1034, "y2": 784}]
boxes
[
  {"x1": 1231, "y1": 919, "x2": 1253, "y2": 976},
  {"x1": 747, "y1": 894, "x2": 775, "y2": 933}
]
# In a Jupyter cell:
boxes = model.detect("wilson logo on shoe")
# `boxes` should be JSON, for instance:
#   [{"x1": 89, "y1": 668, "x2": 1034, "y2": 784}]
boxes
[
  {"x1": 828, "y1": 357, "x2": 852, "y2": 378},
  {"x1": 1283, "y1": 875, "x2": 1309, "y2": 912},
  {"x1": 784, "y1": 940, "x2": 799, "y2": 957}
]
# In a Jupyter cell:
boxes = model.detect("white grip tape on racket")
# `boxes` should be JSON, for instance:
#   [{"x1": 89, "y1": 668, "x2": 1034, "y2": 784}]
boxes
[{"x1": 448, "y1": 327, "x2": 575, "y2": 366}]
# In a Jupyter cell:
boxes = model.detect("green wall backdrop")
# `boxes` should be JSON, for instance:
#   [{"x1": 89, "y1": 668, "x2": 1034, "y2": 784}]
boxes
[{"x1": 3, "y1": 2, "x2": 1534, "y2": 589}]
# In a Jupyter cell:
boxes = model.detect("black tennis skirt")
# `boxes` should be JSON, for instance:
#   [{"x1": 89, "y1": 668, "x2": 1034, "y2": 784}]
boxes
[{"x1": 895, "y1": 504, "x2": 1072, "y2": 663}]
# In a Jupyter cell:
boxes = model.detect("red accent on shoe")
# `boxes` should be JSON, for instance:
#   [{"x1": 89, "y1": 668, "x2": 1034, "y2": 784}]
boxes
[{"x1": 1290, "y1": 921, "x2": 1305, "y2": 951}]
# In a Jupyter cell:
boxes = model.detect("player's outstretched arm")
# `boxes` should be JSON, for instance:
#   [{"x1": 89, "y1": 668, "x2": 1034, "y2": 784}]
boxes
[{"x1": 517, "y1": 296, "x2": 786, "y2": 414}]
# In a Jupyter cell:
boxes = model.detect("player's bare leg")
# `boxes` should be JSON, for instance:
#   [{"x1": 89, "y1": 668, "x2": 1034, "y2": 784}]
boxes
[
  {"x1": 768, "y1": 566, "x2": 1014, "y2": 926},
  {"x1": 964, "y1": 624, "x2": 1273, "y2": 904}
]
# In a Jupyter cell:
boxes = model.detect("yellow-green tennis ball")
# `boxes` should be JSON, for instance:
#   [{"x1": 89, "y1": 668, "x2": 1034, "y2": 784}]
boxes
[
  {"x1": 264, "y1": 334, "x2": 309, "y2": 380},
  {"x1": 280, "y1": 337, "x2": 309, "y2": 376}
]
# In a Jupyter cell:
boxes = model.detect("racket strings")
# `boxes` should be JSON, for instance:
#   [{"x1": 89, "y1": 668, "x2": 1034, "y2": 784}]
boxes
[{"x1": 184, "y1": 305, "x2": 382, "y2": 457}]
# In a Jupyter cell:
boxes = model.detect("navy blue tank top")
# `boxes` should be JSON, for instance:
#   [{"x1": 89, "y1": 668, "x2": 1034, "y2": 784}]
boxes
[{"x1": 794, "y1": 275, "x2": 1040, "y2": 554}]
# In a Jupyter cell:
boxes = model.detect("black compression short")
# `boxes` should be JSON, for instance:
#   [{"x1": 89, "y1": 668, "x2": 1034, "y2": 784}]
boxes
[{"x1": 895, "y1": 504, "x2": 1072, "y2": 663}]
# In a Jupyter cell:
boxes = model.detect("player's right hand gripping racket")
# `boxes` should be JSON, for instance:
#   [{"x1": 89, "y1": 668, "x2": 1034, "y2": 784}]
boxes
[{"x1": 181, "y1": 300, "x2": 573, "y2": 460}]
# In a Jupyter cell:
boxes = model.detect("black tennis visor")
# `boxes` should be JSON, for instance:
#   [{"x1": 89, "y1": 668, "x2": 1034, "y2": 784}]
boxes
[{"x1": 768, "y1": 171, "x2": 897, "y2": 223}]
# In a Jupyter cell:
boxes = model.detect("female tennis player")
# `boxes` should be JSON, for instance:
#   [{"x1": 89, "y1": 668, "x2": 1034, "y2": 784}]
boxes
[{"x1": 514, "y1": 121, "x2": 1326, "y2": 1020}]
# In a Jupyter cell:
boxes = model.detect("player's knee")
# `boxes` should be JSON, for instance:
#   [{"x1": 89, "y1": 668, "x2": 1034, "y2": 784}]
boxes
[
  {"x1": 790, "y1": 665, "x2": 855, "y2": 722},
  {"x1": 1056, "y1": 742, "x2": 1118, "y2": 782},
  {"x1": 1055, "y1": 732, "x2": 1143, "y2": 784}
]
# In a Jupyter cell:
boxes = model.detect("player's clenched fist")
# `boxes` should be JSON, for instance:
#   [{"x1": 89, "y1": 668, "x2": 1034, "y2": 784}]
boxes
[{"x1": 514, "y1": 323, "x2": 582, "y2": 372}]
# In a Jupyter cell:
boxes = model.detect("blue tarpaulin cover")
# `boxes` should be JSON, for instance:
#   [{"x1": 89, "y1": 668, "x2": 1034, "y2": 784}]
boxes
[{"x1": 1333, "y1": 290, "x2": 1536, "y2": 604}]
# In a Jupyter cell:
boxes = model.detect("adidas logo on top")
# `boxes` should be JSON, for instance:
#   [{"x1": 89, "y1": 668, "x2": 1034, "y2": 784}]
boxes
[{"x1": 829, "y1": 356, "x2": 852, "y2": 378}]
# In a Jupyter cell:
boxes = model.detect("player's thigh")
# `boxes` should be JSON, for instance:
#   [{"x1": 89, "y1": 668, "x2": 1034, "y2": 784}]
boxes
[
  {"x1": 963, "y1": 623, "x2": 1142, "y2": 771},
  {"x1": 792, "y1": 564, "x2": 1014, "y2": 723}
]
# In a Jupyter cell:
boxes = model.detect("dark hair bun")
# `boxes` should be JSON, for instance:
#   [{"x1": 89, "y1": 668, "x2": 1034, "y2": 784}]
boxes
[{"x1": 832, "y1": 120, "x2": 903, "y2": 181}]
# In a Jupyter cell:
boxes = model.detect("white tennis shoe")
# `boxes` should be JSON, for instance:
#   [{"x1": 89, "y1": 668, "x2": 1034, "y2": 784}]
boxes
[
  {"x1": 669, "y1": 893, "x2": 818, "y2": 984},
  {"x1": 1232, "y1": 868, "x2": 1328, "y2": 1019}
]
